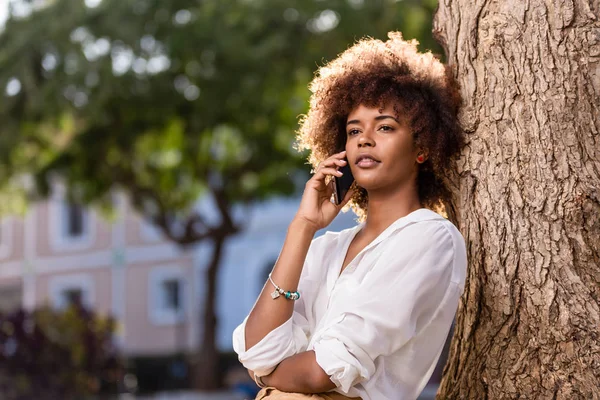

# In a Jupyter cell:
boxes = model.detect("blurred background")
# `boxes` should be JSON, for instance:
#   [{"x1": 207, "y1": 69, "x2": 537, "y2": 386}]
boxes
[{"x1": 0, "y1": 0, "x2": 450, "y2": 398}]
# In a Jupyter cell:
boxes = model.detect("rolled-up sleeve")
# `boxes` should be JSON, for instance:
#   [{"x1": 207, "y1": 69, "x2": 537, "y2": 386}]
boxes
[
  {"x1": 232, "y1": 307, "x2": 310, "y2": 376},
  {"x1": 311, "y1": 222, "x2": 458, "y2": 393},
  {"x1": 231, "y1": 235, "x2": 331, "y2": 376}
]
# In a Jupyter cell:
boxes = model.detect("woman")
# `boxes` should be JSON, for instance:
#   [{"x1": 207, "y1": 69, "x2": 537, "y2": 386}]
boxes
[{"x1": 232, "y1": 31, "x2": 468, "y2": 400}]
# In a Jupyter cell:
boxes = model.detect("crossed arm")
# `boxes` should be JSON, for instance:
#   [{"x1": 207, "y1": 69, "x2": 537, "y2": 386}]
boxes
[{"x1": 248, "y1": 350, "x2": 336, "y2": 393}]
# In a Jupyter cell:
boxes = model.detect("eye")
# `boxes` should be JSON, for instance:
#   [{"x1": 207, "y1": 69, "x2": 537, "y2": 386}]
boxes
[
  {"x1": 347, "y1": 129, "x2": 360, "y2": 136},
  {"x1": 379, "y1": 125, "x2": 394, "y2": 132}
]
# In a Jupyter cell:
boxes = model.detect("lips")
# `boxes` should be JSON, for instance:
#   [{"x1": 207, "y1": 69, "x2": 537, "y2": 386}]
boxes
[{"x1": 355, "y1": 154, "x2": 380, "y2": 168}]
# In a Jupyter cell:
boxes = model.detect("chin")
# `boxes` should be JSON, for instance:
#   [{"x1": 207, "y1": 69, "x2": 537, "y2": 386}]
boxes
[{"x1": 353, "y1": 176, "x2": 385, "y2": 191}]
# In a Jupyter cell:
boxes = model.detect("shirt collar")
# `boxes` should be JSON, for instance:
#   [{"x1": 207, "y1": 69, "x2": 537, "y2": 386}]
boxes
[
  {"x1": 352, "y1": 208, "x2": 445, "y2": 250},
  {"x1": 330, "y1": 208, "x2": 445, "y2": 285}
]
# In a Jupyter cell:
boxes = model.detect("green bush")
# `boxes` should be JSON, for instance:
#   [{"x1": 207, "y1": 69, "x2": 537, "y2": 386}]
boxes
[{"x1": 0, "y1": 302, "x2": 123, "y2": 400}]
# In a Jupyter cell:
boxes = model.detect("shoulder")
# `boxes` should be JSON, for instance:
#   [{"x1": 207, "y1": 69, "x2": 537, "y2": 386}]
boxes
[
  {"x1": 415, "y1": 217, "x2": 463, "y2": 248},
  {"x1": 395, "y1": 211, "x2": 464, "y2": 251},
  {"x1": 386, "y1": 215, "x2": 467, "y2": 286}
]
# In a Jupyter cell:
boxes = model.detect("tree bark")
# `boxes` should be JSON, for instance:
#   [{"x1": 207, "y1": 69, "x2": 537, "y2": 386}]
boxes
[
  {"x1": 189, "y1": 188, "x2": 239, "y2": 390},
  {"x1": 192, "y1": 235, "x2": 226, "y2": 390},
  {"x1": 432, "y1": 0, "x2": 600, "y2": 398}
]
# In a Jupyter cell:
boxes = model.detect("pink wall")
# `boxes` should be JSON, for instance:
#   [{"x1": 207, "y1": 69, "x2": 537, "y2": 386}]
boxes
[
  {"x1": 123, "y1": 257, "x2": 195, "y2": 355},
  {"x1": 35, "y1": 202, "x2": 112, "y2": 257},
  {"x1": 125, "y1": 213, "x2": 166, "y2": 247},
  {"x1": 0, "y1": 198, "x2": 197, "y2": 357},
  {"x1": 0, "y1": 276, "x2": 22, "y2": 287},
  {"x1": 35, "y1": 268, "x2": 113, "y2": 316},
  {"x1": 0, "y1": 217, "x2": 25, "y2": 262}
]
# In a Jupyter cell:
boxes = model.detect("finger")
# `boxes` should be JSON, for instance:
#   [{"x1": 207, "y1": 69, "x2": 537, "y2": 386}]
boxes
[
  {"x1": 318, "y1": 157, "x2": 347, "y2": 170},
  {"x1": 332, "y1": 150, "x2": 347, "y2": 160},
  {"x1": 331, "y1": 158, "x2": 348, "y2": 167},
  {"x1": 314, "y1": 167, "x2": 343, "y2": 181},
  {"x1": 319, "y1": 158, "x2": 346, "y2": 168},
  {"x1": 322, "y1": 151, "x2": 346, "y2": 163}
]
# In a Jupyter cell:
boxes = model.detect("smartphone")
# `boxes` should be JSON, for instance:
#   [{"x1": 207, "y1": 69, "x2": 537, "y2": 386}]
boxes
[{"x1": 332, "y1": 159, "x2": 354, "y2": 205}]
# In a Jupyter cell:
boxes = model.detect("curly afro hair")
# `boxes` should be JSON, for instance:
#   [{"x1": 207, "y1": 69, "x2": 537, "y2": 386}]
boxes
[{"x1": 295, "y1": 31, "x2": 466, "y2": 221}]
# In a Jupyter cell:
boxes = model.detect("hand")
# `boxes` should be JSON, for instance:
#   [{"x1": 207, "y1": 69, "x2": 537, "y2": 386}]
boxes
[
  {"x1": 294, "y1": 150, "x2": 355, "y2": 231},
  {"x1": 248, "y1": 369, "x2": 272, "y2": 388}
]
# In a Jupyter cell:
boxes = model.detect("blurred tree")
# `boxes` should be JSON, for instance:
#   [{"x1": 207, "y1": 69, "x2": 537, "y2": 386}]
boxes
[
  {"x1": 0, "y1": 303, "x2": 122, "y2": 400},
  {"x1": 0, "y1": 0, "x2": 441, "y2": 389}
]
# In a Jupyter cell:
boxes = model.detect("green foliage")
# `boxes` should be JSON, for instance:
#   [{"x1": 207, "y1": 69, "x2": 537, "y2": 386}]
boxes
[
  {"x1": 0, "y1": 0, "x2": 441, "y2": 239},
  {"x1": 0, "y1": 304, "x2": 122, "y2": 399}
]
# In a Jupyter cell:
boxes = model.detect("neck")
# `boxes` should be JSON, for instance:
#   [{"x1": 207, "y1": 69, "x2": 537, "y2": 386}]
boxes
[{"x1": 363, "y1": 184, "x2": 423, "y2": 235}]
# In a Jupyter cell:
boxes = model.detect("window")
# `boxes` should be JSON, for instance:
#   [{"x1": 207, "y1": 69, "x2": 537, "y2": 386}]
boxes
[
  {"x1": 66, "y1": 202, "x2": 85, "y2": 237},
  {"x1": 49, "y1": 274, "x2": 94, "y2": 310},
  {"x1": 163, "y1": 279, "x2": 181, "y2": 311},
  {"x1": 149, "y1": 267, "x2": 187, "y2": 325},
  {"x1": 62, "y1": 288, "x2": 83, "y2": 307},
  {"x1": 50, "y1": 198, "x2": 95, "y2": 251}
]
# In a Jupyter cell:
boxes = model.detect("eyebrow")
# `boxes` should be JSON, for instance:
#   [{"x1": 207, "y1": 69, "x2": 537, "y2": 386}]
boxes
[{"x1": 346, "y1": 115, "x2": 400, "y2": 126}]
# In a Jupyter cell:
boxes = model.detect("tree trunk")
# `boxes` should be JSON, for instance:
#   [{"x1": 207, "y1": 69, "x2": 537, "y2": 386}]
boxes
[
  {"x1": 192, "y1": 236, "x2": 225, "y2": 390},
  {"x1": 432, "y1": 1, "x2": 600, "y2": 398}
]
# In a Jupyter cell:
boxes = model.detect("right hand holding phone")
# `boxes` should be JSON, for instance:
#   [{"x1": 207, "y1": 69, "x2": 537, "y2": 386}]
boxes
[{"x1": 294, "y1": 151, "x2": 355, "y2": 231}]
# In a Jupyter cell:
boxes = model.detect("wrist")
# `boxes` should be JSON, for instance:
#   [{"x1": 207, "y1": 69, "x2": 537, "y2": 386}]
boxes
[{"x1": 290, "y1": 216, "x2": 320, "y2": 235}]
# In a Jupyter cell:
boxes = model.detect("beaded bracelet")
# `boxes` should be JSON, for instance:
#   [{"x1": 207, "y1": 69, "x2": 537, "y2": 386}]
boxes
[{"x1": 268, "y1": 273, "x2": 301, "y2": 301}]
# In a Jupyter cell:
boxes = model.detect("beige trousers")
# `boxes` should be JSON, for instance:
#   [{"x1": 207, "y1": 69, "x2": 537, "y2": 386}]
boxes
[{"x1": 255, "y1": 387, "x2": 362, "y2": 400}]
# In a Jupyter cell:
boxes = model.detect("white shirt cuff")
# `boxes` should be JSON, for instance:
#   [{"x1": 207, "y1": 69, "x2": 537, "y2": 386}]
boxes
[
  {"x1": 232, "y1": 314, "x2": 308, "y2": 377},
  {"x1": 312, "y1": 336, "x2": 371, "y2": 394}
]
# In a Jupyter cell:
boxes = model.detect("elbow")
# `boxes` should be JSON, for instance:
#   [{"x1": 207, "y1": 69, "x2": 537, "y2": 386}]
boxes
[{"x1": 308, "y1": 364, "x2": 336, "y2": 393}]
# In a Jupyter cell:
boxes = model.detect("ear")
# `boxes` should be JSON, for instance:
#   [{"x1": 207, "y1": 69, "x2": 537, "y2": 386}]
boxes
[{"x1": 416, "y1": 149, "x2": 429, "y2": 163}]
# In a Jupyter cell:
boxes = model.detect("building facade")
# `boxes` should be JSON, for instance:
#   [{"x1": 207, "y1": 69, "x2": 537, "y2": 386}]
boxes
[
  {"x1": 0, "y1": 186, "x2": 198, "y2": 356},
  {"x1": 0, "y1": 189, "x2": 358, "y2": 356},
  {"x1": 0, "y1": 189, "x2": 450, "y2": 390}
]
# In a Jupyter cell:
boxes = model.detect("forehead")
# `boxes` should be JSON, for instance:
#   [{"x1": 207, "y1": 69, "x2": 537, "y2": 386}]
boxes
[{"x1": 346, "y1": 102, "x2": 405, "y2": 123}]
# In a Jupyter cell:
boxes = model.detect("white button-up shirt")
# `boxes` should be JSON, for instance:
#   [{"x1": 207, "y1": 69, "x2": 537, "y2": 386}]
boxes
[{"x1": 233, "y1": 208, "x2": 467, "y2": 400}]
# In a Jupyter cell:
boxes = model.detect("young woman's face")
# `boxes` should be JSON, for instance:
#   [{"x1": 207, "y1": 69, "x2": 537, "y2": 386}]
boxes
[{"x1": 345, "y1": 102, "x2": 423, "y2": 193}]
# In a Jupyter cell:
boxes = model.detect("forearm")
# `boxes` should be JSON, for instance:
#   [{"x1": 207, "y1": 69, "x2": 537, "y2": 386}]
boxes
[
  {"x1": 262, "y1": 351, "x2": 336, "y2": 393},
  {"x1": 244, "y1": 218, "x2": 317, "y2": 351}
]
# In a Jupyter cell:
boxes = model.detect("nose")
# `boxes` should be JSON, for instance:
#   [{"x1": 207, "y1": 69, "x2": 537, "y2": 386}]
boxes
[{"x1": 357, "y1": 129, "x2": 375, "y2": 148}]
